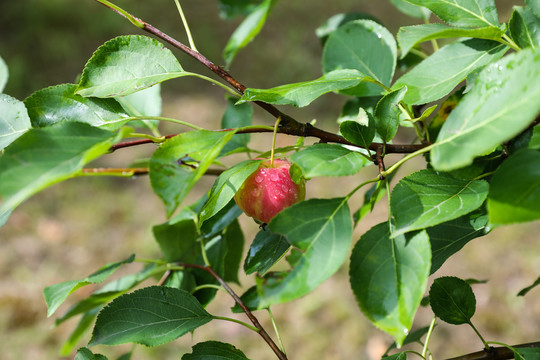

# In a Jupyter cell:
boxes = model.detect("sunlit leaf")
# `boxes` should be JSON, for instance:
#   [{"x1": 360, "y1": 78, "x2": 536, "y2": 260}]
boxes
[
  {"x1": 431, "y1": 49, "x2": 540, "y2": 171},
  {"x1": 374, "y1": 86, "x2": 407, "y2": 142},
  {"x1": 397, "y1": 23, "x2": 504, "y2": 58},
  {"x1": 24, "y1": 84, "x2": 129, "y2": 130},
  {"x1": 290, "y1": 143, "x2": 369, "y2": 179},
  {"x1": 199, "y1": 160, "x2": 261, "y2": 228},
  {"x1": 0, "y1": 94, "x2": 31, "y2": 151},
  {"x1": 323, "y1": 20, "x2": 397, "y2": 97},
  {"x1": 390, "y1": 169, "x2": 488, "y2": 237},
  {"x1": 339, "y1": 108, "x2": 375, "y2": 150},
  {"x1": 316, "y1": 12, "x2": 381, "y2": 44},
  {"x1": 238, "y1": 69, "x2": 375, "y2": 107},
  {"x1": 149, "y1": 130, "x2": 236, "y2": 217},
  {"x1": 77, "y1": 35, "x2": 185, "y2": 98},
  {"x1": 0, "y1": 122, "x2": 120, "y2": 222},
  {"x1": 393, "y1": 39, "x2": 507, "y2": 105},
  {"x1": 405, "y1": 0, "x2": 499, "y2": 28}
]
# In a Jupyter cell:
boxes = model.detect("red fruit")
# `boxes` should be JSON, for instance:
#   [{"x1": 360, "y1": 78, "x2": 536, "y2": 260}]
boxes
[{"x1": 234, "y1": 159, "x2": 305, "y2": 224}]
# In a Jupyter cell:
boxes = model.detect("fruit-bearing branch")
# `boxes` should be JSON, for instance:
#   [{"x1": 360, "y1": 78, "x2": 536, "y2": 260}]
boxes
[{"x1": 95, "y1": 0, "x2": 428, "y2": 155}]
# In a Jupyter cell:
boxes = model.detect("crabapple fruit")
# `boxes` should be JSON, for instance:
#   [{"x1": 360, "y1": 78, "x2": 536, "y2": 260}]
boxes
[{"x1": 234, "y1": 159, "x2": 305, "y2": 224}]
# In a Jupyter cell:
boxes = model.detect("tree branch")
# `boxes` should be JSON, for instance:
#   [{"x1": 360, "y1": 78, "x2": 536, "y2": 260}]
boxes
[
  {"x1": 162, "y1": 264, "x2": 288, "y2": 360},
  {"x1": 444, "y1": 342, "x2": 540, "y2": 360},
  {"x1": 95, "y1": 0, "x2": 428, "y2": 155}
]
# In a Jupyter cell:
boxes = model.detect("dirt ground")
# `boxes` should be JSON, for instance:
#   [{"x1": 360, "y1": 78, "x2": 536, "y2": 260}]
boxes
[{"x1": 1, "y1": 95, "x2": 539, "y2": 360}]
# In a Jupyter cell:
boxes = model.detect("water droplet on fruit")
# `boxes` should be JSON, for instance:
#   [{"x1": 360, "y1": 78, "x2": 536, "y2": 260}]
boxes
[
  {"x1": 255, "y1": 175, "x2": 263, "y2": 183},
  {"x1": 270, "y1": 172, "x2": 279, "y2": 181},
  {"x1": 281, "y1": 184, "x2": 289, "y2": 192},
  {"x1": 251, "y1": 189, "x2": 260, "y2": 197}
]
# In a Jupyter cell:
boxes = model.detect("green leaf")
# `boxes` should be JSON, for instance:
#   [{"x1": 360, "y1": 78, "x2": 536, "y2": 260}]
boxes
[
  {"x1": 153, "y1": 209, "x2": 200, "y2": 263},
  {"x1": 391, "y1": 169, "x2": 488, "y2": 237},
  {"x1": 322, "y1": 20, "x2": 397, "y2": 97},
  {"x1": 219, "y1": 219, "x2": 245, "y2": 284},
  {"x1": 182, "y1": 341, "x2": 250, "y2": 360},
  {"x1": 56, "y1": 264, "x2": 159, "y2": 326},
  {"x1": 0, "y1": 122, "x2": 119, "y2": 221},
  {"x1": 60, "y1": 310, "x2": 99, "y2": 356},
  {"x1": 353, "y1": 178, "x2": 391, "y2": 225},
  {"x1": 220, "y1": 96, "x2": 253, "y2": 155},
  {"x1": 349, "y1": 223, "x2": 431, "y2": 346},
  {"x1": 397, "y1": 23, "x2": 504, "y2": 58},
  {"x1": 390, "y1": 0, "x2": 431, "y2": 19},
  {"x1": 528, "y1": 0, "x2": 540, "y2": 18},
  {"x1": 509, "y1": 6, "x2": 540, "y2": 50},
  {"x1": 244, "y1": 228, "x2": 290, "y2": 275},
  {"x1": 115, "y1": 84, "x2": 162, "y2": 133},
  {"x1": 405, "y1": 0, "x2": 500, "y2": 28},
  {"x1": 223, "y1": 0, "x2": 275, "y2": 67},
  {"x1": 374, "y1": 87, "x2": 407, "y2": 142},
  {"x1": 24, "y1": 84, "x2": 129, "y2": 130},
  {"x1": 384, "y1": 326, "x2": 432, "y2": 355},
  {"x1": 199, "y1": 160, "x2": 261, "y2": 227},
  {"x1": 514, "y1": 348, "x2": 540, "y2": 360},
  {"x1": 199, "y1": 198, "x2": 243, "y2": 239},
  {"x1": 431, "y1": 49, "x2": 540, "y2": 171},
  {"x1": 531, "y1": 127, "x2": 540, "y2": 149},
  {"x1": 429, "y1": 276, "x2": 476, "y2": 325},
  {"x1": 0, "y1": 94, "x2": 31, "y2": 151},
  {"x1": 238, "y1": 69, "x2": 375, "y2": 107},
  {"x1": 218, "y1": 0, "x2": 261, "y2": 19},
  {"x1": 518, "y1": 276, "x2": 540, "y2": 296},
  {"x1": 77, "y1": 35, "x2": 185, "y2": 98},
  {"x1": 427, "y1": 210, "x2": 489, "y2": 273},
  {"x1": 339, "y1": 107, "x2": 376, "y2": 149},
  {"x1": 290, "y1": 143, "x2": 369, "y2": 179},
  {"x1": 487, "y1": 149, "x2": 540, "y2": 225},
  {"x1": 382, "y1": 353, "x2": 407, "y2": 360},
  {"x1": 393, "y1": 39, "x2": 507, "y2": 105},
  {"x1": 316, "y1": 12, "x2": 382, "y2": 44},
  {"x1": 75, "y1": 347, "x2": 108, "y2": 360},
  {"x1": 149, "y1": 130, "x2": 236, "y2": 217},
  {"x1": 89, "y1": 286, "x2": 213, "y2": 346},
  {"x1": 231, "y1": 286, "x2": 263, "y2": 313},
  {"x1": 43, "y1": 255, "x2": 135, "y2": 317},
  {"x1": 0, "y1": 55, "x2": 8, "y2": 92},
  {"x1": 258, "y1": 198, "x2": 352, "y2": 306}
]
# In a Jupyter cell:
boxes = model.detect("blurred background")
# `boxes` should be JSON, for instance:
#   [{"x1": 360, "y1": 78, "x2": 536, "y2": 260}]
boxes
[{"x1": 1, "y1": 0, "x2": 539, "y2": 359}]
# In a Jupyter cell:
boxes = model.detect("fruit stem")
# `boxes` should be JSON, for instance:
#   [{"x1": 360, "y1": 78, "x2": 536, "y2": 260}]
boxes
[{"x1": 270, "y1": 116, "x2": 282, "y2": 166}]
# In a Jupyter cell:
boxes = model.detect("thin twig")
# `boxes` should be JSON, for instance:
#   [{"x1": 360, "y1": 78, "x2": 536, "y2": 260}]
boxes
[
  {"x1": 178, "y1": 263, "x2": 288, "y2": 360},
  {"x1": 94, "y1": 0, "x2": 429, "y2": 155}
]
